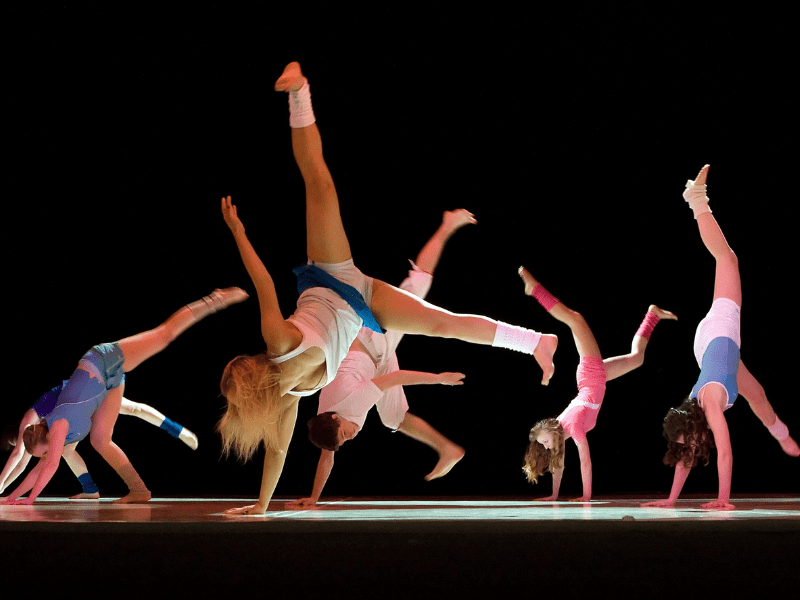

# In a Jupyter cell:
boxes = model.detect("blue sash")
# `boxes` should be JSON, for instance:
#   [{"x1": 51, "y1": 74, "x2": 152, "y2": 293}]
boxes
[{"x1": 293, "y1": 264, "x2": 383, "y2": 333}]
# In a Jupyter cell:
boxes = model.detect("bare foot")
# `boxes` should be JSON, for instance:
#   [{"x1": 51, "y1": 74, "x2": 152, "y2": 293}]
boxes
[
  {"x1": 69, "y1": 492, "x2": 100, "y2": 500},
  {"x1": 210, "y1": 287, "x2": 249, "y2": 310},
  {"x1": 179, "y1": 427, "x2": 199, "y2": 451},
  {"x1": 693, "y1": 164, "x2": 710, "y2": 187},
  {"x1": 112, "y1": 490, "x2": 152, "y2": 504},
  {"x1": 779, "y1": 435, "x2": 800, "y2": 457},
  {"x1": 648, "y1": 305, "x2": 678, "y2": 321},
  {"x1": 275, "y1": 61, "x2": 306, "y2": 92},
  {"x1": 425, "y1": 444, "x2": 465, "y2": 481},
  {"x1": 442, "y1": 209, "x2": 477, "y2": 233},
  {"x1": 534, "y1": 334, "x2": 558, "y2": 386},
  {"x1": 518, "y1": 266, "x2": 539, "y2": 297}
]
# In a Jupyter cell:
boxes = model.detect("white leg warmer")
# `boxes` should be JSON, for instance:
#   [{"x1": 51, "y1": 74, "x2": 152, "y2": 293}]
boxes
[
  {"x1": 768, "y1": 416, "x2": 790, "y2": 441},
  {"x1": 289, "y1": 80, "x2": 316, "y2": 129},
  {"x1": 492, "y1": 322, "x2": 541, "y2": 355}
]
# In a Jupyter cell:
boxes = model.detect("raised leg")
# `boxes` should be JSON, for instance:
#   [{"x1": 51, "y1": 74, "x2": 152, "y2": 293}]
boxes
[
  {"x1": 519, "y1": 266, "x2": 600, "y2": 359},
  {"x1": 120, "y1": 399, "x2": 198, "y2": 450},
  {"x1": 118, "y1": 288, "x2": 247, "y2": 372},
  {"x1": 737, "y1": 361, "x2": 799, "y2": 456},
  {"x1": 685, "y1": 165, "x2": 742, "y2": 306},
  {"x1": 397, "y1": 413, "x2": 465, "y2": 480},
  {"x1": 370, "y1": 279, "x2": 557, "y2": 385},
  {"x1": 414, "y1": 209, "x2": 477, "y2": 275},
  {"x1": 603, "y1": 305, "x2": 677, "y2": 382},
  {"x1": 276, "y1": 62, "x2": 352, "y2": 265}
]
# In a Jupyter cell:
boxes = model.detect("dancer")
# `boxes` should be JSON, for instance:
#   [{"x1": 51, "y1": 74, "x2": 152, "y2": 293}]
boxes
[
  {"x1": 1, "y1": 394, "x2": 198, "y2": 499},
  {"x1": 1, "y1": 288, "x2": 247, "y2": 505},
  {"x1": 218, "y1": 62, "x2": 558, "y2": 515},
  {"x1": 643, "y1": 165, "x2": 799, "y2": 510},
  {"x1": 286, "y1": 208, "x2": 473, "y2": 509},
  {"x1": 520, "y1": 267, "x2": 676, "y2": 501}
]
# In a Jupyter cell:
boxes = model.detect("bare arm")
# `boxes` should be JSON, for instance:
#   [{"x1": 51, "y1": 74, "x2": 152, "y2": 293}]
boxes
[
  {"x1": 224, "y1": 399, "x2": 300, "y2": 516},
  {"x1": 372, "y1": 371, "x2": 465, "y2": 392},
  {"x1": 3, "y1": 419, "x2": 68, "y2": 504},
  {"x1": 0, "y1": 410, "x2": 39, "y2": 493},
  {"x1": 221, "y1": 196, "x2": 300, "y2": 354},
  {"x1": 533, "y1": 440, "x2": 566, "y2": 501},
  {"x1": 572, "y1": 437, "x2": 593, "y2": 501},
  {"x1": 286, "y1": 449, "x2": 335, "y2": 509},
  {"x1": 642, "y1": 461, "x2": 692, "y2": 507},
  {"x1": 702, "y1": 389, "x2": 734, "y2": 509}
]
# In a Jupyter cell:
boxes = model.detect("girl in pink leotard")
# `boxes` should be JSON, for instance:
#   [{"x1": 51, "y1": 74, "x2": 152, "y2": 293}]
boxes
[{"x1": 520, "y1": 267, "x2": 676, "y2": 501}]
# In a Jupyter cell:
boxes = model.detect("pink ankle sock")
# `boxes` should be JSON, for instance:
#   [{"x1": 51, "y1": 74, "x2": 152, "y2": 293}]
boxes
[
  {"x1": 531, "y1": 285, "x2": 559, "y2": 312},
  {"x1": 635, "y1": 311, "x2": 660, "y2": 340}
]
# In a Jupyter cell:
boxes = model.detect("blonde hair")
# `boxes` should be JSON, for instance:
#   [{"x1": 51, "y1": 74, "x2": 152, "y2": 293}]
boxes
[
  {"x1": 218, "y1": 353, "x2": 288, "y2": 462},
  {"x1": 522, "y1": 418, "x2": 565, "y2": 484}
]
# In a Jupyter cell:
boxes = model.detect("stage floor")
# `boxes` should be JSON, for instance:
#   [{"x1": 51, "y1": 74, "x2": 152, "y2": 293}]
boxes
[
  {"x1": 1, "y1": 495, "x2": 800, "y2": 525},
  {"x1": 4, "y1": 496, "x2": 799, "y2": 599}
]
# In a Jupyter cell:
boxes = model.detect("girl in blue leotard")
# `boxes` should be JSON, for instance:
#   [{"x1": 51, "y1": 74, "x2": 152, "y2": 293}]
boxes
[
  {"x1": 1, "y1": 288, "x2": 246, "y2": 505},
  {"x1": 644, "y1": 165, "x2": 799, "y2": 510}
]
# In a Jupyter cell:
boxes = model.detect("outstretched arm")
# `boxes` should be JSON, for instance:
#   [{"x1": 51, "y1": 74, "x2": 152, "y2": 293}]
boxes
[
  {"x1": 2, "y1": 419, "x2": 68, "y2": 504},
  {"x1": 372, "y1": 370, "x2": 465, "y2": 392},
  {"x1": 642, "y1": 461, "x2": 692, "y2": 508},
  {"x1": 414, "y1": 209, "x2": 476, "y2": 275},
  {"x1": 286, "y1": 449, "x2": 335, "y2": 509},
  {"x1": 0, "y1": 411, "x2": 39, "y2": 494},
  {"x1": 224, "y1": 400, "x2": 300, "y2": 516},
  {"x1": 221, "y1": 196, "x2": 300, "y2": 355},
  {"x1": 572, "y1": 437, "x2": 592, "y2": 502},
  {"x1": 702, "y1": 390, "x2": 734, "y2": 509}
]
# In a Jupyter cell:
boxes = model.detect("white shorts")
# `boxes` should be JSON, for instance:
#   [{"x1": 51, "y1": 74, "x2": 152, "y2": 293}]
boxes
[
  {"x1": 693, "y1": 298, "x2": 741, "y2": 367},
  {"x1": 317, "y1": 350, "x2": 409, "y2": 432},
  {"x1": 307, "y1": 257, "x2": 374, "y2": 306}
]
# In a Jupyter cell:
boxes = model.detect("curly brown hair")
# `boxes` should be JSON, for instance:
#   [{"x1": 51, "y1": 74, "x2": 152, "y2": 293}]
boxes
[
  {"x1": 522, "y1": 418, "x2": 565, "y2": 484},
  {"x1": 662, "y1": 397, "x2": 714, "y2": 468}
]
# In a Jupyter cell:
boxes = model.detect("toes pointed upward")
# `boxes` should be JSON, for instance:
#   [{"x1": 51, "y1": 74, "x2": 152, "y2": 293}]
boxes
[
  {"x1": 693, "y1": 164, "x2": 710, "y2": 186},
  {"x1": 275, "y1": 61, "x2": 305, "y2": 92}
]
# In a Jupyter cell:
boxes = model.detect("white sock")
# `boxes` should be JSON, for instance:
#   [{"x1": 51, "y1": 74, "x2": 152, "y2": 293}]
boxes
[
  {"x1": 768, "y1": 416, "x2": 789, "y2": 441},
  {"x1": 492, "y1": 322, "x2": 541, "y2": 355},
  {"x1": 289, "y1": 80, "x2": 316, "y2": 129},
  {"x1": 683, "y1": 180, "x2": 711, "y2": 219}
]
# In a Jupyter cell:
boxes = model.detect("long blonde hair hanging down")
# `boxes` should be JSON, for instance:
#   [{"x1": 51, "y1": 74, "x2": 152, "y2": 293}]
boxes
[{"x1": 218, "y1": 353, "x2": 289, "y2": 462}]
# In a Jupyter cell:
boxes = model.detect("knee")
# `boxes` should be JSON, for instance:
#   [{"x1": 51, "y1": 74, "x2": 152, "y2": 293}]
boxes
[
  {"x1": 720, "y1": 249, "x2": 739, "y2": 269},
  {"x1": 306, "y1": 175, "x2": 337, "y2": 202},
  {"x1": 565, "y1": 309, "x2": 587, "y2": 330},
  {"x1": 90, "y1": 429, "x2": 112, "y2": 451}
]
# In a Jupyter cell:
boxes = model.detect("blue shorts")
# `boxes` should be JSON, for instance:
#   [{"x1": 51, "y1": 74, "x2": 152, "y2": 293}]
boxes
[{"x1": 44, "y1": 343, "x2": 126, "y2": 445}]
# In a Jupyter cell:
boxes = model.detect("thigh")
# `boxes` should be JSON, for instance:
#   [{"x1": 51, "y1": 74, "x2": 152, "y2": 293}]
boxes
[
  {"x1": 305, "y1": 185, "x2": 352, "y2": 265},
  {"x1": 712, "y1": 260, "x2": 742, "y2": 307},
  {"x1": 370, "y1": 279, "x2": 452, "y2": 335},
  {"x1": 117, "y1": 330, "x2": 167, "y2": 372},
  {"x1": 90, "y1": 384, "x2": 124, "y2": 443}
]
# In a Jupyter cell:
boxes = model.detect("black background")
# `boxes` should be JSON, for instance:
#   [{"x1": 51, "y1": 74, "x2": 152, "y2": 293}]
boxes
[{"x1": 4, "y1": 5, "x2": 798, "y2": 501}]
